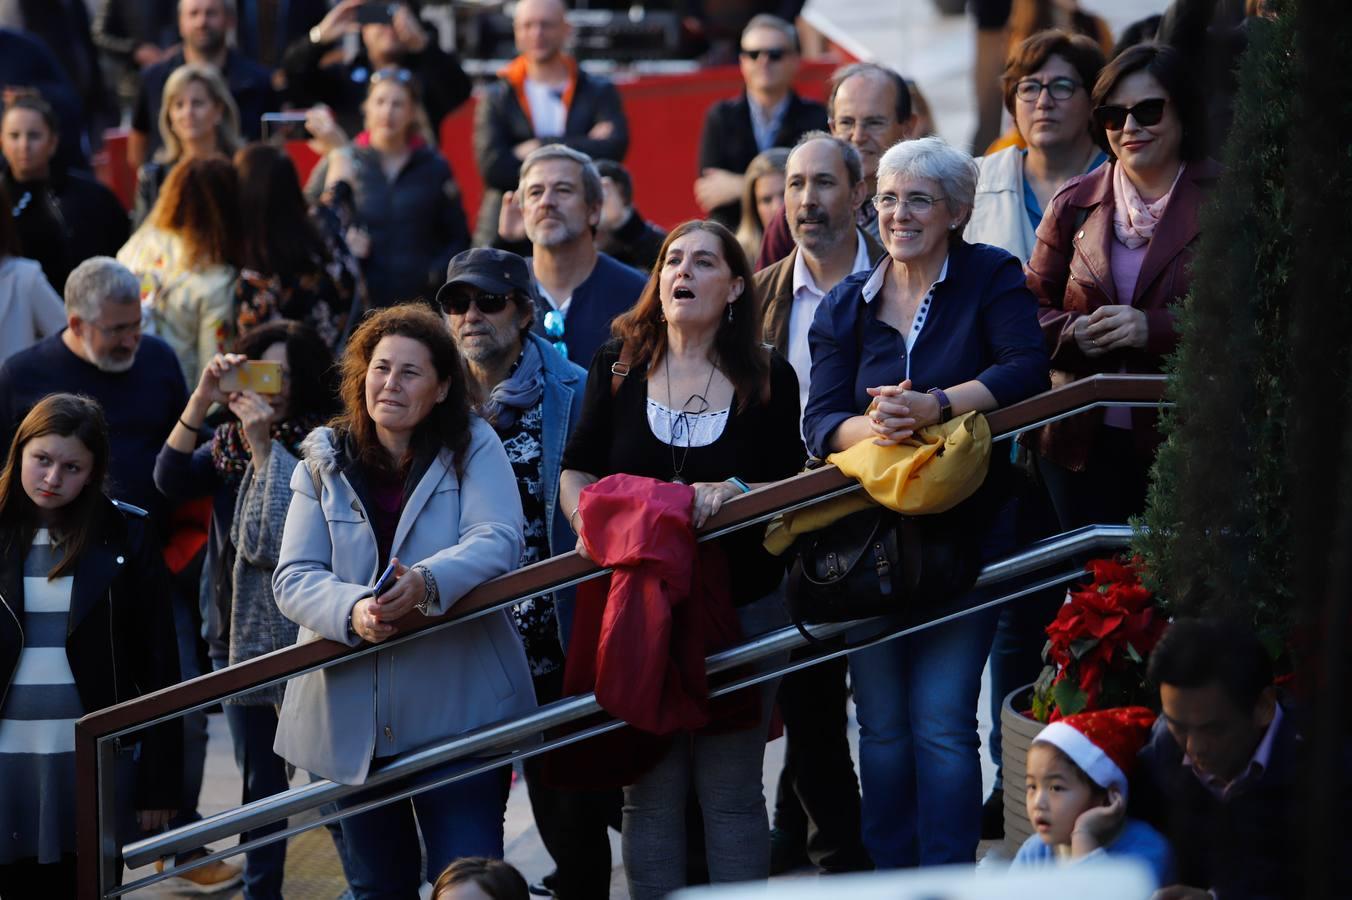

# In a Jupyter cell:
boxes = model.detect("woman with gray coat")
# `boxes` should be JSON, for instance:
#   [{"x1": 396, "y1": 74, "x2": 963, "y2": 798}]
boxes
[{"x1": 272, "y1": 303, "x2": 535, "y2": 899}]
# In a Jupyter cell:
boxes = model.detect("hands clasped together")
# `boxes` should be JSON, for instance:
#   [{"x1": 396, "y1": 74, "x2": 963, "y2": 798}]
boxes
[
  {"x1": 864, "y1": 378, "x2": 942, "y2": 446},
  {"x1": 1073, "y1": 304, "x2": 1149, "y2": 357},
  {"x1": 350, "y1": 557, "x2": 429, "y2": 644}
]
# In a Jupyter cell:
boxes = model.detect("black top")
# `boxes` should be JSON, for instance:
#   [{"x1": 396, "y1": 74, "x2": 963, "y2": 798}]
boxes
[
  {"x1": 696, "y1": 91, "x2": 828, "y2": 229},
  {"x1": 562, "y1": 339, "x2": 806, "y2": 603}
]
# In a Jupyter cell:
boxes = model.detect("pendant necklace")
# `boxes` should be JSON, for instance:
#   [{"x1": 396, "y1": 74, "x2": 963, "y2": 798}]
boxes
[{"x1": 664, "y1": 350, "x2": 716, "y2": 485}]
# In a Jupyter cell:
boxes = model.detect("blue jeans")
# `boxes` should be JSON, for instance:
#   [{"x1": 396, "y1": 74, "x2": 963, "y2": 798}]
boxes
[
  {"x1": 335, "y1": 761, "x2": 511, "y2": 900},
  {"x1": 219, "y1": 693, "x2": 290, "y2": 900},
  {"x1": 847, "y1": 502, "x2": 1014, "y2": 867}
]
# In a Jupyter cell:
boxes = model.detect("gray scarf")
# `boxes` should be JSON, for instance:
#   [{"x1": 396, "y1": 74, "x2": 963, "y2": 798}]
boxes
[{"x1": 478, "y1": 340, "x2": 546, "y2": 429}]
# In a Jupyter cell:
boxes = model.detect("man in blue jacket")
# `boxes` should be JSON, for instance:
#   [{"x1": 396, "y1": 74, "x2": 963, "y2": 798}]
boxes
[{"x1": 438, "y1": 247, "x2": 618, "y2": 900}]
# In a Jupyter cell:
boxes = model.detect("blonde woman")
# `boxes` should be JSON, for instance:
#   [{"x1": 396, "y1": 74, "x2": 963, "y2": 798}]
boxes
[
  {"x1": 734, "y1": 148, "x2": 788, "y2": 265},
  {"x1": 132, "y1": 64, "x2": 242, "y2": 227}
]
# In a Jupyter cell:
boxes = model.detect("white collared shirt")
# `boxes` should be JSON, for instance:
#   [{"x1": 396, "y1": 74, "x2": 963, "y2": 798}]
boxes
[
  {"x1": 860, "y1": 253, "x2": 950, "y2": 382},
  {"x1": 788, "y1": 230, "x2": 873, "y2": 423}
]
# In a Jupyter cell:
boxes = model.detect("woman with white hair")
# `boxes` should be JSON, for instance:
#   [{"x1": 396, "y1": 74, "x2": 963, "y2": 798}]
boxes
[{"x1": 803, "y1": 135, "x2": 1049, "y2": 868}]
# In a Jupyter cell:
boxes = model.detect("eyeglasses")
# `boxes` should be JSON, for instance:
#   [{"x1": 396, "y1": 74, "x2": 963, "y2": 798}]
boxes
[
  {"x1": 1093, "y1": 98, "x2": 1168, "y2": 132},
  {"x1": 831, "y1": 116, "x2": 894, "y2": 136},
  {"x1": 871, "y1": 193, "x2": 947, "y2": 216},
  {"x1": 739, "y1": 47, "x2": 789, "y2": 62},
  {"x1": 1014, "y1": 77, "x2": 1082, "y2": 103},
  {"x1": 370, "y1": 67, "x2": 415, "y2": 87},
  {"x1": 543, "y1": 309, "x2": 568, "y2": 359},
  {"x1": 440, "y1": 291, "x2": 514, "y2": 316},
  {"x1": 87, "y1": 317, "x2": 142, "y2": 339}
]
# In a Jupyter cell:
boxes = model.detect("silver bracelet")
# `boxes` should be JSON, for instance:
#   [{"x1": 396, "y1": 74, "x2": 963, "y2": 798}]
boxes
[{"x1": 412, "y1": 564, "x2": 438, "y2": 615}]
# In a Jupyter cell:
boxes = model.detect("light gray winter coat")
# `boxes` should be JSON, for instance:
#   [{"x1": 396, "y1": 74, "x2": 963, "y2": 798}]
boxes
[{"x1": 272, "y1": 420, "x2": 536, "y2": 785}]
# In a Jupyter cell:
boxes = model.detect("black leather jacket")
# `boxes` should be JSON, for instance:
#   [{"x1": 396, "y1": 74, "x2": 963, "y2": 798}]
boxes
[{"x1": 0, "y1": 498, "x2": 182, "y2": 809}]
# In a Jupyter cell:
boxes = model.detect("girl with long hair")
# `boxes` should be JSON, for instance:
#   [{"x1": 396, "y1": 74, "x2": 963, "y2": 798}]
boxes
[{"x1": 0, "y1": 394, "x2": 180, "y2": 896}]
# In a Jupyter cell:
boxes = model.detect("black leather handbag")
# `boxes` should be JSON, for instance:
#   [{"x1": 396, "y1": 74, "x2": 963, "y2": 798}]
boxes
[{"x1": 785, "y1": 501, "x2": 984, "y2": 636}]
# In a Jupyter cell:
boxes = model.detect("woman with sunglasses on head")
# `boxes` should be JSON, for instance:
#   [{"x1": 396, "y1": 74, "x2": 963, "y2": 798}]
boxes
[
  {"x1": 304, "y1": 68, "x2": 470, "y2": 310},
  {"x1": 968, "y1": 30, "x2": 1107, "y2": 263},
  {"x1": 802, "y1": 136, "x2": 1048, "y2": 869},
  {"x1": 1026, "y1": 43, "x2": 1218, "y2": 529}
]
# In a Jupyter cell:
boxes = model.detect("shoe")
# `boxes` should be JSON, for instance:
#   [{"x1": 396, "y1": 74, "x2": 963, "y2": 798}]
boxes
[
  {"x1": 981, "y1": 788, "x2": 1004, "y2": 840},
  {"x1": 769, "y1": 827, "x2": 810, "y2": 875},
  {"x1": 155, "y1": 856, "x2": 244, "y2": 894},
  {"x1": 528, "y1": 871, "x2": 556, "y2": 897}
]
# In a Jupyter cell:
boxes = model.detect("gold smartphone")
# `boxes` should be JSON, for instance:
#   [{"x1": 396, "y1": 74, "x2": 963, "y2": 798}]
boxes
[{"x1": 220, "y1": 361, "x2": 283, "y2": 394}]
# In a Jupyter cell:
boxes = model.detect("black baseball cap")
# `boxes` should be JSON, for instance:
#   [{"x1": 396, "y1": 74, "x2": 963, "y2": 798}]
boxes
[{"x1": 434, "y1": 248, "x2": 534, "y2": 308}]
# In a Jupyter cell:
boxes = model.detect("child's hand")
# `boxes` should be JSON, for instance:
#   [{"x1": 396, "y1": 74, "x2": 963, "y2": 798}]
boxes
[{"x1": 1069, "y1": 788, "x2": 1126, "y2": 857}]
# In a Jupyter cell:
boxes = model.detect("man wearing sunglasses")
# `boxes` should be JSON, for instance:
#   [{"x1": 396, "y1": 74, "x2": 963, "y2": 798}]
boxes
[
  {"x1": 437, "y1": 247, "x2": 618, "y2": 900},
  {"x1": 695, "y1": 14, "x2": 827, "y2": 230}
]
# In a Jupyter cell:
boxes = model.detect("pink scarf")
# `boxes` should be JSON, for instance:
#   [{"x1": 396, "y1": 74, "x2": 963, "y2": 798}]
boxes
[{"x1": 1111, "y1": 162, "x2": 1185, "y2": 249}]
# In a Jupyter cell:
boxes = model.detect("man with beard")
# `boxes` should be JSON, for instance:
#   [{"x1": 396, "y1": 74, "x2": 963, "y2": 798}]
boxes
[
  {"x1": 753, "y1": 132, "x2": 883, "y2": 875},
  {"x1": 519, "y1": 144, "x2": 646, "y2": 370},
  {"x1": 438, "y1": 247, "x2": 620, "y2": 900},
  {"x1": 129, "y1": 0, "x2": 276, "y2": 167},
  {"x1": 758, "y1": 63, "x2": 914, "y2": 270}
]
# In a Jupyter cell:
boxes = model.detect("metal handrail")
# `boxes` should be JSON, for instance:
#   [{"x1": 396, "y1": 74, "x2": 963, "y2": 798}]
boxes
[{"x1": 75, "y1": 374, "x2": 1166, "y2": 894}]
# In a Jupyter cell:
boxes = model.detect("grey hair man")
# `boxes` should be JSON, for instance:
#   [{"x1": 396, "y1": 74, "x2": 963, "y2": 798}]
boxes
[
  {"x1": 754, "y1": 134, "x2": 884, "y2": 875},
  {"x1": 828, "y1": 62, "x2": 915, "y2": 232},
  {"x1": 516, "y1": 143, "x2": 647, "y2": 369},
  {"x1": 0, "y1": 256, "x2": 188, "y2": 520}
]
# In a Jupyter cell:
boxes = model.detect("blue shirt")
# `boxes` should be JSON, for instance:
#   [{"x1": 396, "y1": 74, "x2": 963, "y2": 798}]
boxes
[
  {"x1": 802, "y1": 239, "x2": 1049, "y2": 459},
  {"x1": 1011, "y1": 817, "x2": 1175, "y2": 889}
]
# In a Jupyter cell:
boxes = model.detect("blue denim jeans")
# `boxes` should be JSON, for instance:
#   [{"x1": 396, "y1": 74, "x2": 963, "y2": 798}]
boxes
[
  {"x1": 847, "y1": 502, "x2": 1015, "y2": 867},
  {"x1": 334, "y1": 761, "x2": 511, "y2": 900}
]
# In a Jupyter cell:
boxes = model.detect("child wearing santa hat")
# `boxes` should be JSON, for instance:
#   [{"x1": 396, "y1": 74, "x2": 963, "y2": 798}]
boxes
[{"x1": 1013, "y1": 706, "x2": 1174, "y2": 887}]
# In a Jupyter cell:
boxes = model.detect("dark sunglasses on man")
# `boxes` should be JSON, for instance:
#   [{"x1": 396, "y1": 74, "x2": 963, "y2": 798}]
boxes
[
  {"x1": 1093, "y1": 98, "x2": 1168, "y2": 132},
  {"x1": 440, "y1": 291, "x2": 515, "y2": 316},
  {"x1": 740, "y1": 47, "x2": 789, "y2": 62}
]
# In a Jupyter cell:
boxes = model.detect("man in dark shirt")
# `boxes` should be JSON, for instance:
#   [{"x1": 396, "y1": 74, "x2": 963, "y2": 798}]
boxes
[
  {"x1": 439, "y1": 247, "x2": 617, "y2": 899},
  {"x1": 595, "y1": 159, "x2": 666, "y2": 273},
  {"x1": 1132, "y1": 618, "x2": 1349, "y2": 899},
  {"x1": 0, "y1": 256, "x2": 186, "y2": 523},
  {"x1": 519, "y1": 144, "x2": 647, "y2": 370},
  {"x1": 128, "y1": 0, "x2": 276, "y2": 167},
  {"x1": 694, "y1": 14, "x2": 827, "y2": 229}
]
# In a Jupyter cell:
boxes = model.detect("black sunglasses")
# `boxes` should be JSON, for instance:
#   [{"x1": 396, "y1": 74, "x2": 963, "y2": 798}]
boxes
[
  {"x1": 1093, "y1": 98, "x2": 1168, "y2": 132},
  {"x1": 441, "y1": 292, "x2": 514, "y2": 315},
  {"x1": 740, "y1": 47, "x2": 789, "y2": 62}
]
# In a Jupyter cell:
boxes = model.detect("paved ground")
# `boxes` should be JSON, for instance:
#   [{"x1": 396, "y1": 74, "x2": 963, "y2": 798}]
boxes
[{"x1": 124, "y1": 1, "x2": 1172, "y2": 895}]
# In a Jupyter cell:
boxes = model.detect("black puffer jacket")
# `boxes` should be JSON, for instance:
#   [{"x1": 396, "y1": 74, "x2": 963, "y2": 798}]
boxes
[{"x1": 0, "y1": 498, "x2": 183, "y2": 809}]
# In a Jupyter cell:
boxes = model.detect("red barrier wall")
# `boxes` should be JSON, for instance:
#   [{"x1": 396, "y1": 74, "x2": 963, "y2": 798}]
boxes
[{"x1": 99, "y1": 61, "x2": 838, "y2": 234}]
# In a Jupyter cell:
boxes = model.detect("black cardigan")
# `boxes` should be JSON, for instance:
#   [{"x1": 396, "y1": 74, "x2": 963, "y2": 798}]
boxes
[{"x1": 562, "y1": 340, "x2": 806, "y2": 603}]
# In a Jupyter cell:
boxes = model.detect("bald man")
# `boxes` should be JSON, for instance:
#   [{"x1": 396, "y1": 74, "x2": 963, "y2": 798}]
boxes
[{"x1": 473, "y1": 0, "x2": 630, "y2": 247}]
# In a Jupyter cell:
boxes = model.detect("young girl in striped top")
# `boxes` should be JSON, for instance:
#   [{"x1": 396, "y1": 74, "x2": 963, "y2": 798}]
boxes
[{"x1": 0, "y1": 393, "x2": 182, "y2": 896}]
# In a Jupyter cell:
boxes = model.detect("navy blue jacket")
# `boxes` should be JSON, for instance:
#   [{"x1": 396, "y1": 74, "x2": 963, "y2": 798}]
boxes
[
  {"x1": 803, "y1": 239, "x2": 1049, "y2": 460},
  {"x1": 528, "y1": 252, "x2": 647, "y2": 371}
]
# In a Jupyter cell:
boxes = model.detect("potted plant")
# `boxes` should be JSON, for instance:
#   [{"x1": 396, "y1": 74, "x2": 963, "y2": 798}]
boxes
[{"x1": 1000, "y1": 556, "x2": 1168, "y2": 853}]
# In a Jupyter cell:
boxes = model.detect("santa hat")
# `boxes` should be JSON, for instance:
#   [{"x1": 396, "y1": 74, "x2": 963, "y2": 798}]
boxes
[{"x1": 1032, "y1": 706, "x2": 1157, "y2": 800}]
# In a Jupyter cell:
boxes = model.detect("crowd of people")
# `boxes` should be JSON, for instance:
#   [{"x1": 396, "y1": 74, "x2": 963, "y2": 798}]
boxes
[{"x1": 0, "y1": 1, "x2": 1318, "y2": 899}]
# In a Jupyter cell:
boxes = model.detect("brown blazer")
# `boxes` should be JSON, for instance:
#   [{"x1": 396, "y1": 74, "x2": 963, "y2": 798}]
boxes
[
  {"x1": 755, "y1": 227, "x2": 887, "y2": 357},
  {"x1": 1025, "y1": 158, "x2": 1221, "y2": 471}
]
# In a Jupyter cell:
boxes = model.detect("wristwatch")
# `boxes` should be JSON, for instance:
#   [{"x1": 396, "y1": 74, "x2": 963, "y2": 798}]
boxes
[{"x1": 927, "y1": 387, "x2": 953, "y2": 424}]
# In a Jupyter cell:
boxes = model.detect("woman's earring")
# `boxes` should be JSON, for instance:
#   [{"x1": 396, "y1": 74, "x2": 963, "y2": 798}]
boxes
[
  {"x1": 726, "y1": 303, "x2": 734, "y2": 322},
  {"x1": 948, "y1": 223, "x2": 957, "y2": 231}
]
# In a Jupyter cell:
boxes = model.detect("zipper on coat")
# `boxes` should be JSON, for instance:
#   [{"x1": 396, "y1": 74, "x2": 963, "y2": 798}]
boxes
[{"x1": 0, "y1": 589, "x2": 22, "y2": 713}]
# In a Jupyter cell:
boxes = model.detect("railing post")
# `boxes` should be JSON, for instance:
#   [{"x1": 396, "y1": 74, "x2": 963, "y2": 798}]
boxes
[{"x1": 76, "y1": 722, "x2": 119, "y2": 897}]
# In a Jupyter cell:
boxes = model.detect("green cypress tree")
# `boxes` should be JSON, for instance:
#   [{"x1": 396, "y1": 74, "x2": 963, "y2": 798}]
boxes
[{"x1": 1135, "y1": 10, "x2": 1299, "y2": 654}]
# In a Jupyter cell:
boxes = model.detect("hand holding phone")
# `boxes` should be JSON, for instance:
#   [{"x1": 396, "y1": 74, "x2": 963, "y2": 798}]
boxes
[
  {"x1": 371, "y1": 560, "x2": 398, "y2": 599},
  {"x1": 356, "y1": 2, "x2": 395, "y2": 25}
]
